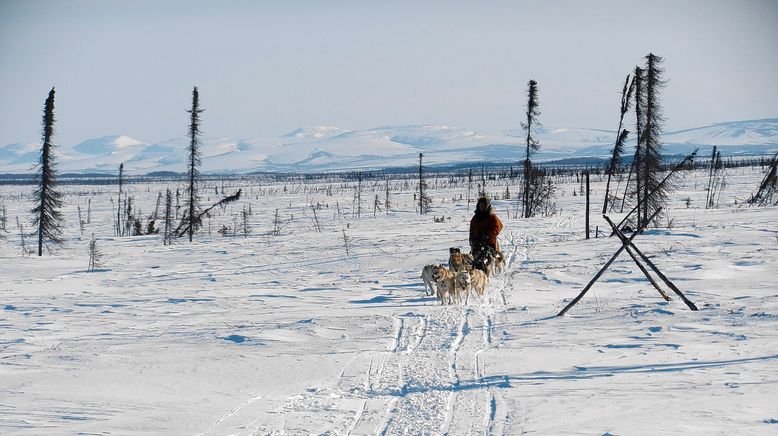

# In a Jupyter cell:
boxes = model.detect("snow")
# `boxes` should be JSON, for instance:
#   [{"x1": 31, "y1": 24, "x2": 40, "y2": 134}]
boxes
[
  {"x1": 2, "y1": 118, "x2": 776, "y2": 174},
  {"x1": 0, "y1": 143, "x2": 40, "y2": 165},
  {"x1": 1, "y1": 164, "x2": 777, "y2": 434},
  {"x1": 73, "y1": 135, "x2": 146, "y2": 155},
  {"x1": 283, "y1": 126, "x2": 351, "y2": 139}
]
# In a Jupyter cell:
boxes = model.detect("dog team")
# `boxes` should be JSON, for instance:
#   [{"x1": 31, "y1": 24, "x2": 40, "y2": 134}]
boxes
[
  {"x1": 420, "y1": 196, "x2": 506, "y2": 305},
  {"x1": 421, "y1": 246, "x2": 505, "y2": 305}
]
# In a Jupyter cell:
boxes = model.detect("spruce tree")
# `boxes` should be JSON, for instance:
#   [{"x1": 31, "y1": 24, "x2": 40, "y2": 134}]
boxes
[
  {"x1": 0, "y1": 204, "x2": 7, "y2": 235},
  {"x1": 384, "y1": 178, "x2": 391, "y2": 215},
  {"x1": 467, "y1": 169, "x2": 473, "y2": 209},
  {"x1": 117, "y1": 162, "x2": 124, "y2": 236},
  {"x1": 32, "y1": 87, "x2": 64, "y2": 256},
  {"x1": 163, "y1": 188, "x2": 173, "y2": 245},
  {"x1": 182, "y1": 86, "x2": 203, "y2": 241},
  {"x1": 418, "y1": 153, "x2": 431, "y2": 214},
  {"x1": 355, "y1": 172, "x2": 362, "y2": 218},
  {"x1": 642, "y1": 53, "x2": 667, "y2": 227},
  {"x1": 124, "y1": 197, "x2": 134, "y2": 237},
  {"x1": 521, "y1": 79, "x2": 541, "y2": 218},
  {"x1": 705, "y1": 146, "x2": 718, "y2": 209}
]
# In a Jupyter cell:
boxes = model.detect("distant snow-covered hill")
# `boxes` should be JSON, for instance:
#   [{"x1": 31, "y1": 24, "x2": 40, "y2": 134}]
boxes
[{"x1": 1, "y1": 118, "x2": 776, "y2": 174}]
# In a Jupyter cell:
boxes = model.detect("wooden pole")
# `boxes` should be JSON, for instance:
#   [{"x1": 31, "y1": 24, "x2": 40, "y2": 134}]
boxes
[
  {"x1": 558, "y1": 208, "x2": 662, "y2": 316},
  {"x1": 604, "y1": 215, "x2": 698, "y2": 311},
  {"x1": 603, "y1": 216, "x2": 671, "y2": 301},
  {"x1": 585, "y1": 171, "x2": 590, "y2": 240}
]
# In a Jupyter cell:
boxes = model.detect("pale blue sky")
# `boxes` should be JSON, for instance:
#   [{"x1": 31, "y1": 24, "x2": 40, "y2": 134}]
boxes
[{"x1": 1, "y1": 0, "x2": 777, "y2": 146}]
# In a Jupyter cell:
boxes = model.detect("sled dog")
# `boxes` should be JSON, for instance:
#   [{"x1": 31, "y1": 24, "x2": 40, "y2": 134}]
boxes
[
  {"x1": 467, "y1": 268, "x2": 489, "y2": 304},
  {"x1": 455, "y1": 271, "x2": 472, "y2": 304},
  {"x1": 472, "y1": 244, "x2": 504, "y2": 277},
  {"x1": 420, "y1": 264, "x2": 440, "y2": 296},
  {"x1": 472, "y1": 248, "x2": 495, "y2": 277},
  {"x1": 493, "y1": 251, "x2": 506, "y2": 274},
  {"x1": 448, "y1": 248, "x2": 474, "y2": 273},
  {"x1": 432, "y1": 266, "x2": 457, "y2": 305}
]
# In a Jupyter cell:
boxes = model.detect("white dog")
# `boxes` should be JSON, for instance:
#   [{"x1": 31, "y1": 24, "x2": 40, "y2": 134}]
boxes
[
  {"x1": 493, "y1": 251, "x2": 506, "y2": 275},
  {"x1": 420, "y1": 264, "x2": 441, "y2": 296}
]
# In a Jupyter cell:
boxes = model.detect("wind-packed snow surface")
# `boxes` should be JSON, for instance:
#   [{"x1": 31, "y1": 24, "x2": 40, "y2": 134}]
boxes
[
  {"x1": 1, "y1": 118, "x2": 777, "y2": 174},
  {"x1": 1, "y1": 166, "x2": 777, "y2": 434}
]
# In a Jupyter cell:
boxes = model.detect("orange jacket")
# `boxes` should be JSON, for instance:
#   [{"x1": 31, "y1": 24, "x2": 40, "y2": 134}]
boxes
[{"x1": 469, "y1": 209, "x2": 503, "y2": 250}]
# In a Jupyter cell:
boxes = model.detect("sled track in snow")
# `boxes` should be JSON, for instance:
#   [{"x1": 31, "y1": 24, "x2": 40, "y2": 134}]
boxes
[
  {"x1": 442, "y1": 230, "x2": 525, "y2": 434},
  {"x1": 442, "y1": 307, "x2": 491, "y2": 435},
  {"x1": 242, "y1": 232, "x2": 527, "y2": 434},
  {"x1": 376, "y1": 309, "x2": 465, "y2": 435}
]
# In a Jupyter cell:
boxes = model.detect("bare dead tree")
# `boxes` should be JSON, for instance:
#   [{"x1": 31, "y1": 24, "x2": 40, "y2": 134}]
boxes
[
  {"x1": 311, "y1": 206, "x2": 322, "y2": 232},
  {"x1": 17, "y1": 216, "x2": 31, "y2": 256},
  {"x1": 748, "y1": 152, "x2": 778, "y2": 207},
  {"x1": 163, "y1": 188, "x2": 173, "y2": 245},
  {"x1": 373, "y1": 194, "x2": 382, "y2": 217},
  {"x1": 242, "y1": 205, "x2": 250, "y2": 237},
  {"x1": 705, "y1": 146, "x2": 727, "y2": 209},
  {"x1": 77, "y1": 205, "x2": 85, "y2": 235},
  {"x1": 603, "y1": 74, "x2": 634, "y2": 214},
  {"x1": 175, "y1": 189, "x2": 242, "y2": 238},
  {"x1": 342, "y1": 227, "x2": 351, "y2": 256},
  {"x1": 621, "y1": 66, "x2": 645, "y2": 213},
  {"x1": 480, "y1": 166, "x2": 487, "y2": 198},
  {"x1": 272, "y1": 209, "x2": 281, "y2": 236}
]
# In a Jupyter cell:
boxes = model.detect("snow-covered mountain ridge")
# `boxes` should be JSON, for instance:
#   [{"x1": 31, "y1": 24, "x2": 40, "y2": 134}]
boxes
[{"x1": 1, "y1": 118, "x2": 776, "y2": 174}]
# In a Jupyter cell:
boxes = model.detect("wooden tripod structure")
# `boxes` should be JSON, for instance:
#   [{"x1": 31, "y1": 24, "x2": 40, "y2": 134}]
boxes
[{"x1": 557, "y1": 208, "x2": 699, "y2": 316}]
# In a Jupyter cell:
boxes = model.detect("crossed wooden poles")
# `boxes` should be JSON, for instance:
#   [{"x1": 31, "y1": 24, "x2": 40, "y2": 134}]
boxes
[
  {"x1": 558, "y1": 151, "x2": 700, "y2": 316},
  {"x1": 557, "y1": 208, "x2": 699, "y2": 316}
]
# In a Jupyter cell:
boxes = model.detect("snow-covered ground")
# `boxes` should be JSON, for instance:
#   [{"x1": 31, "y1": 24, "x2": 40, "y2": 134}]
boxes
[{"x1": 1, "y1": 165, "x2": 777, "y2": 434}]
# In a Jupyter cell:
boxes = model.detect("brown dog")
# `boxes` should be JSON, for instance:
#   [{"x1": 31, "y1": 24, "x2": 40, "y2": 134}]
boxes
[
  {"x1": 449, "y1": 247, "x2": 474, "y2": 273},
  {"x1": 454, "y1": 271, "x2": 472, "y2": 304},
  {"x1": 466, "y1": 268, "x2": 489, "y2": 304}
]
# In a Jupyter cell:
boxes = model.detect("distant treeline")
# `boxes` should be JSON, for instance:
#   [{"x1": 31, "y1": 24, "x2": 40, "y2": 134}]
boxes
[{"x1": 0, "y1": 152, "x2": 773, "y2": 186}]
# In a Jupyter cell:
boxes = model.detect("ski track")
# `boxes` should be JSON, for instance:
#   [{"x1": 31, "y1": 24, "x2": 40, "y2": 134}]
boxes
[{"x1": 198, "y1": 394, "x2": 263, "y2": 436}]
